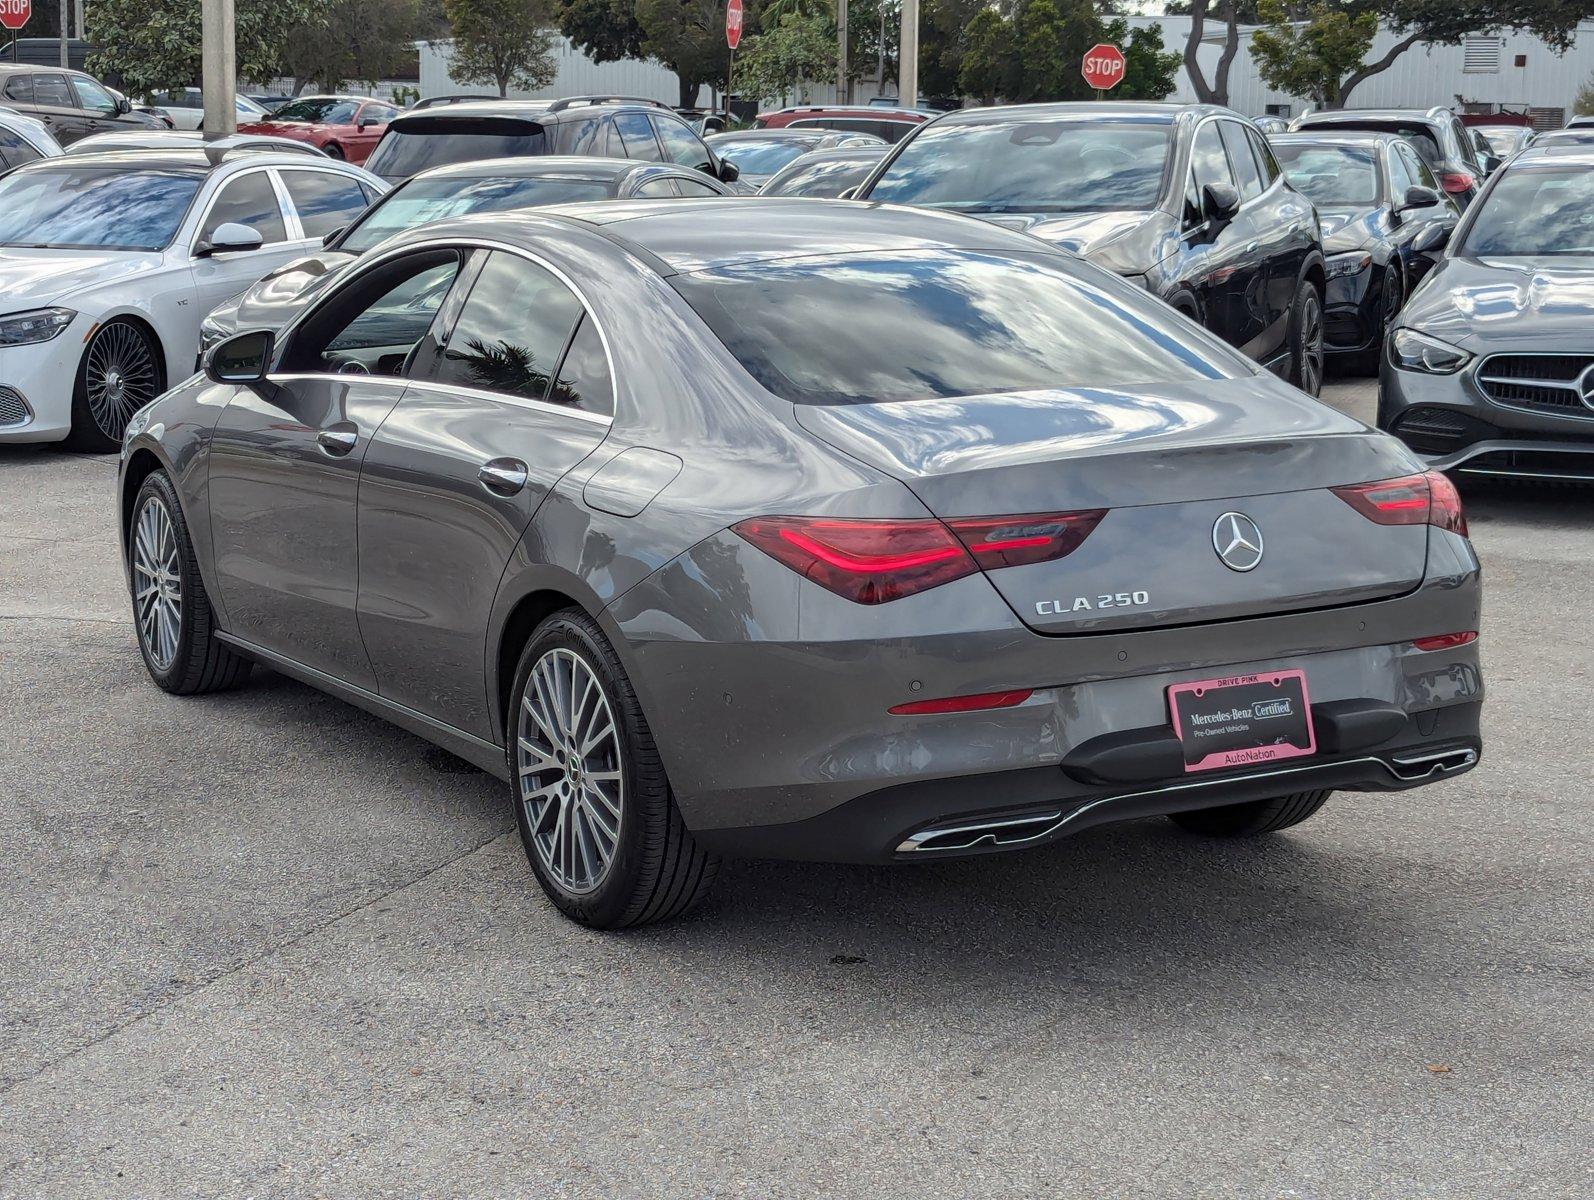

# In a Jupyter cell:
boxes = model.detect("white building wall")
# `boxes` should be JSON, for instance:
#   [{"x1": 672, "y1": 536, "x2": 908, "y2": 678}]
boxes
[
  {"x1": 418, "y1": 38, "x2": 688, "y2": 105},
  {"x1": 1127, "y1": 17, "x2": 1594, "y2": 122}
]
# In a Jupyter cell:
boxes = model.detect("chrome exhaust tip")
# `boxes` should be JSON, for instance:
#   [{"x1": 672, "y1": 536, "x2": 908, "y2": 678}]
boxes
[
  {"x1": 897, "y1": 810, "x2": 1064, "y2": 854},
  {"x1": 1387, "y1": 747, "x2": 1478, "y2": 781}
]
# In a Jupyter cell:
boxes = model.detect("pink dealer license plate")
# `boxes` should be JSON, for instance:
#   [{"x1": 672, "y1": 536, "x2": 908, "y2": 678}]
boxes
[{"x1": 1167, "y1": 670, "x2": 1316, "y2": 773}]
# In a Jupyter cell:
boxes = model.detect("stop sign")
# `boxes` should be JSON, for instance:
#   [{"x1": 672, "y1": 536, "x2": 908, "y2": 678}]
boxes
[
  {"x1": 1081, "y1": 43, "x2": 1126, "y2": 91},
  {"x1": 0, "y1": 0, "x2": 31, "y2": 32},
  {"x1": 726, "y1": 0, "x2": 743, "y2": 50}
]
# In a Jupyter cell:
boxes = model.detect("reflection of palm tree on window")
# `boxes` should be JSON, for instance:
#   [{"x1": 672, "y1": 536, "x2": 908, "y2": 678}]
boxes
[{"x1": 456, "y1": 337, "x2": 550, "y2": 398}]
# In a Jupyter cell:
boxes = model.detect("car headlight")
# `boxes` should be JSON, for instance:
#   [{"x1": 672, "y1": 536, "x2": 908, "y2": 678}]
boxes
[
  {"x1": 1390, "y1": 328, "x2": 1471, "y2": 375},
  {"x1": 0, "y1": 307, "x2": 75, "y2": 347},
  {"x1": 1325, "y1": 252, "x2": 1371, "y2": 280}
]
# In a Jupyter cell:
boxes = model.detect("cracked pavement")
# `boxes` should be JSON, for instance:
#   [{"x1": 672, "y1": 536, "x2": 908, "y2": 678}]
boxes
[{"x1": 0, "y1": 377, "x2": 1589, "y2": 1198}]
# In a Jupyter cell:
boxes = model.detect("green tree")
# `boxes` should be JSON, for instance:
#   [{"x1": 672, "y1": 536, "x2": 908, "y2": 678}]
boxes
[
  {"x1": 1103, "y1": 17, "x2": 1180, "y2": 101},
  {"x1": 735, "y1": 10, "x2": 836, "y2": 103},
  {"x1": 281, "y1": 0, "x2": 424, "y2": 94},
  {"x1": 557, "y1": 0, "x2": 648, "y2": 64},
  {"x1": 1010, "y1": 0, "x2": 1098, "y2": 104},
  {"x1": 442, "y1": 0, "x2": 559, "y2": 96},
  {"x1": 86, "y1": 0, "x2": 312, "y2": 98},
  {"x1": 917, "y1": 0, "x2": 985, "y2": 99},
  {"x1": 636, "y1": 0, "x2": 735, "y2": 108},
  {"x1": 957, "y1": 7, "x2": 1010, "y2": 105}
]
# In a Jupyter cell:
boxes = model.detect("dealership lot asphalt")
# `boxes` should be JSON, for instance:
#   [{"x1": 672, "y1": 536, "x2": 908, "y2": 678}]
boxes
[{"x1": 0, "y1": 376, "x2": 1588, "y2": 1199}]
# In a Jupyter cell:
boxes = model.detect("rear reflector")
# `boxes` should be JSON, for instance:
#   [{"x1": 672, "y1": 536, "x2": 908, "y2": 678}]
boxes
[
  {"x1": 1412, "y1": 631, "x2": 1478, "y2": 652},
  {"x1": 889, "y1": 688, "x2": 1033, "y2": 715},
  {"x1": 732, "y1": 509, "x2": 1105, "y2": 604},
  {"x1": 1331, "y1": 471, "x2": 1467, "y2": 536}
]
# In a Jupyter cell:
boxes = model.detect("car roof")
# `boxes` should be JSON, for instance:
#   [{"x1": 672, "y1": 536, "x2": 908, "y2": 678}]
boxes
[
  {"x1": 929, "y1": 101, "x2": 1239, "y2": 127},
  {"x1": 13, "y1": 147, "x2": 355, "y2": 173},
  {"x1": 778, "y1": 146, "x2": 889, "y2": 164},
  {"x1": 498, "y1": 197, "x2": 1061, "y2": 273},
  {"x1": 1298, "y1": 108, "x2": 1447, "y2": 125},
  {"x1": 1271, "y1": 131, "x2": 1404, "y2": 148},
  {"x1": 761, "y1": 105, "x2": 929, "y2": 119},
  {"x1": 387, "y1": 96, "x2": 676, "y2": 127},
  {"x1": 709, "y1": 129, "x2": 830, "y2": 141},
  {"x1": 406, "y1": 155, "x2": 664, "y2": 183},
  {"x1": 1510, "y1": 143, "x2": 1594, "y2": 166}
]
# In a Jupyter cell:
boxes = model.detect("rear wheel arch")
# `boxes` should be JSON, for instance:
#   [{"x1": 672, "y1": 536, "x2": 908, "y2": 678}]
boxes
[{"x1": 492, "y1": 585, "x2": 602, "y2": 742}]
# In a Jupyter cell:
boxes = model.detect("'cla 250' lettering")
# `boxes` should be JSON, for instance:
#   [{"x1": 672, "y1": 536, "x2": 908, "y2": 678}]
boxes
[{"x1": 1036, "y1": 590, "x2": 1151, "y2": 616}]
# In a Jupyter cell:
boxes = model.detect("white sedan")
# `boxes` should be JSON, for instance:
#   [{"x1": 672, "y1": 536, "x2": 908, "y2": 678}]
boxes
[{"x1": 0, "y1": 145, "x2": 384, "y2": 450}]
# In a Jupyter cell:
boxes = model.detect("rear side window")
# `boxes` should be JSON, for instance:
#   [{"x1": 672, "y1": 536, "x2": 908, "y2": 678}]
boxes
[
  {"x1": 549, "y1": 316, "x2": 614, "y2": 416},
  {"x1": 199, "y1": 172, "x2": 287, "y2": 244},
  {"x1": 32, "y1": 75, "x2": 74, "y2": 108},
  {"x1": 0, "y1": 128, "x2": 41, "y2": 168},
  {"x1": 614, "y1": 112, "x2": 661, "y2": 161},
  {"x1": 1219, "y1": 121, "x2": 1263, "y2": 198},
  {"x1": 364, "y1": 118, "x2": 547, "y2": 180},
  {"x1": 563, "y1": 116, "x2": 622, "y2": 157},
  {"x1": 280, "y1": 170, "x2": 369, "y2": 238},
  {"x1": 672, "y1": 176, "x2": 723, "y2": 196},
  {"x1": 3, "y1": 76, "x2": 33, "y2": 103},
  {"x1": 1246, "y1": 127, "x2": 1279, "y2": 186},
  {"x1": 432, "y1": 251, "x2": 584, "y2": 403},
  {"x1": 632, "y1": 178, "x2": 681, "y2": 198},
  {"x1": 670, "y1": 249, "x2": 1235, "y2": 406}
]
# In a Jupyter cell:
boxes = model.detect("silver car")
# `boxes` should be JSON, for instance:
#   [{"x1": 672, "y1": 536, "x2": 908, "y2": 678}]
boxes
[{"x1": 120, "y1": 201, "x2": 1484, "y2": 929}]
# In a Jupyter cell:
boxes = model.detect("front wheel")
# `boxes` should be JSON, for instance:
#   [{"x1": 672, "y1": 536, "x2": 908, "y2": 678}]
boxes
[
  {"x1": 1286, "y1": 280, "x2": 1325, "y2": 397},
  {"x1": 509, "y1": 610, "x2": 718, "y2": 929},
  {"x1": 1168, "y1": 790, "x2": 1331, "y2": 837},
  {"x1": 129, "y1": 471, "x2": 251, "y2": 694},
  {"x1": 1351, "y1": 267, "x2": 1403, "y2": 376},
  {"x1": 67, "y1": 319, "x2": 163, "y2": 452},
  {"x1": 322, "y1": 143, "x2": 345, "y2": 160}
]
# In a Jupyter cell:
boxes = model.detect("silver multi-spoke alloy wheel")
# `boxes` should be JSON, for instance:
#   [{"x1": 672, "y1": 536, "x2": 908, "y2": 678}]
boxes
[
  {"x1": 86, "y1": 322, "x2": 160, "y2": 440},
  {"x1": 132, "y1": 495, "x2": 182, "y2": 671},
  {"x1": 517, "y1": 647, "x2": 625, "y2": 895}
]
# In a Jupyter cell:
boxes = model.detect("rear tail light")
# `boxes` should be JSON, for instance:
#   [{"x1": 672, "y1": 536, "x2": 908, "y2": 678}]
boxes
[
  {"x1": 888, "y1": 688, "x2": 1033, "y2": 715},
  {"x1": 1439, "y1": 172, "x2": 1473, "y2": 194},
  {"x1": 1331, "y1": 471, "x2": 1467, "y2": 536},
  {"x1": 1412, "y1": 631, "x2": 1478, "y2": 652},
  {"x1": 732, "y1": 509, "x2": 1105, "y2": 604}
]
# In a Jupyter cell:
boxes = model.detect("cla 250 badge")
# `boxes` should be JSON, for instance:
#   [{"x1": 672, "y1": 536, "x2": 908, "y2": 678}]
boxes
[{"x1": 1036, "y1": 590, "x2": 1150, "y2": 616}]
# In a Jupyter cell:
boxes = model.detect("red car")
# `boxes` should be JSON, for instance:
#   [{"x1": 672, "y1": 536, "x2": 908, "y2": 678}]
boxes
[
  {"x1": 753, "y1": 105, "x2": 933, "y2": 144},
  {"x1": 238, "y1": 94, "x2": 399, "y2": 164}
]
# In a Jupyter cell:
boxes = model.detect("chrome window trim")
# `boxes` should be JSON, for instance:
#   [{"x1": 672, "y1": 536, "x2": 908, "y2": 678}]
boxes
[
  {"x1": 269, "y1": 234, "x2": 620, "y2": 422},
  {"x1": 263, "y1": 372, "x2": 614, "y2": 427}
]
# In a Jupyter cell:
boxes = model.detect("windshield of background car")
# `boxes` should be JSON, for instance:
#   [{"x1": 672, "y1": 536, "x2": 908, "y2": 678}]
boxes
[
  {"x1": 670, "y1": 249, "x2": 1237, "y2": 405},
  {"x1": 710, "y1": 137, "x2": 817, "y2": 175},
  {"x1": 0, "y1": 168, "x2": 202, "y2": 250},
  {"x1": 864, "y1": 119, "x2": 1172, "y2": 213},
  {"x1": 270, "y1": 98, "x2": 358, "y2": 124},
  {"x1": 1273, "y1": 143, "x2": 1380, "y2": 205},
  {"x1": 1476, "y1": 128, "x2": 1525, "y2": 155},
  {"x1": 1459, "y1": 166, "x2": 1594, "y2": 256},
  {"x1": 341, "y1": 175, "x2": 613, "y2": 252},
  {"x1": 365, "y1": 120, "x2": 548, "y2": 179}
]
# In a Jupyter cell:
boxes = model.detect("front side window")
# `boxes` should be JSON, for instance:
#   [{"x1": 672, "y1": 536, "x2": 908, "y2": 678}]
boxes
[
  {"x1": 670, "y1": 249, "x2": 1237, "y2": 406},
  {"x1": 710, "y1": 137, "x2": 814, "y2": 177},
  {"x1": 0, "y1": 168, "x2": 202, "y2": 250},
  {"x1": 1187, "y1": 122, "x2": 1235, "y2": 222},
  {"x1": 280, "y1": 170, "x2": 371, "y2": 239},
  {"x1": 286, "y1": 251, "x2": 463, "y2": 375},
  {"x1": 1247, "y1": 127, "x2": 1280, "y2": 186},
  {"x1": 431, "y1": 251, "x2": 583, "y2": 402},
  {"x1": 1272, "y1": 143, "x2": 1380, "y2": 206},
  {"x1": 867, "y1": 118, "x2": 1172, "y2": 214},
  {"x1": 70, "y1": 76, "x2": 118, "y2": 115},
  {"x1": 339, "y1": 175, "x2": 614, "y2": 253},
  {"x1": 613, "y1": 112, "x2": 661, "y2": 161},
  {"x1": 653, "y1": 116, "x2": 713, "y2": 172},
  {"x1": 199, "y1": 172, "x2": 287, "y2": 245},
  {"x1": 272, "y1": 98, "x2": 359, "y2": 124},
  {"x1": 1459, "y1": 167, "x2": 1594, "y2": 256},
  {"x1": 1219, "y1": 121, "x2": 1263, "y2": 199},
  {"x1": 763, "y1": 156, "x2": 878, "y2": 198}
]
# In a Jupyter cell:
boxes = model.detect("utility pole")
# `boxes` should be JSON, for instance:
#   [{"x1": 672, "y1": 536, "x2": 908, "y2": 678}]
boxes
[
  {"x1": 73, "y1": 0, "x2": 82, "y2": 40},
  {"x1": 836, "y1": 0, "x2": 848, "y2": 106},
  {"x1": 201, "y1": 0, "x2": 237, "y2": 137},
  {"x1": 57, "y1": 0, "x2": 66, "y2": 66},
  {"x1": 898, "y1": 0, "x2": 917, "y2": 106}
]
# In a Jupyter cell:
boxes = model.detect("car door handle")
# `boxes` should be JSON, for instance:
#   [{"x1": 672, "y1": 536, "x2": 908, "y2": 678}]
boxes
[
  {"x1": 479, "y1": 458, "x2": 529, "y2": 496},
  {"x1": 316, "y1": 424, "x2": 359, "y2": 456}
]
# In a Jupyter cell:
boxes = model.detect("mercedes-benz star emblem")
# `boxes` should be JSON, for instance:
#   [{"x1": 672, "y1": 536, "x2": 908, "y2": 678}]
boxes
[
  {"x1": 1578, "y1": 363, "x2": 1594, "y2": 412},
  {"x1": 1213, "y1": 511, "x2": 1264, "y2": 572}
]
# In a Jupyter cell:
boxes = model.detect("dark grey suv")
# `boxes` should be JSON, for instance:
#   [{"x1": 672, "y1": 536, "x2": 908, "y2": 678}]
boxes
[
  {"x1": 362, "y1": 95, "x2": 741, "y2": 186},
  {"x1": 0, "y1": 64, "x2": 163, "y2": 145}
]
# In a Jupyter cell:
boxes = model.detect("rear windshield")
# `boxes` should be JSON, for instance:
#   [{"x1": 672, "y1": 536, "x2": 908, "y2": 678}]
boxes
[
  {"x1": 0, "y1": 168, "x2": 201, "y2": 250},
  {"x1": 341, "y1": 174, "x2": 614, "y2": 252},
  {"x1": 865, "y1": 119, "x2": 1172, "y2": 213},
  {"x1": 670, "y1": 250, "x2": 1236, "y2": 405},
  {"x1": 1273, "y1": 143, "x2": 1380, "y2": 205},
  {"x1": 1460, "y1": 166, "x2": 1594, "y2": 256},
  {"x1": 365, "y1": 120, "x2": 547, "y2": 179},
  {"x1": 1312, "y1": 120, "x2": 1442, "y2": 165}
]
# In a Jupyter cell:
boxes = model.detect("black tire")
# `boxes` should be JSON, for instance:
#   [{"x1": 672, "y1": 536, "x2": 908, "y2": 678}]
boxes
[
  {"x1": 1351, "y1": 266, "x2": 1403, "y2": 376},
  {"x1": 1168, "y1": 789, "x2": 1331, "y2": 837},
  {"x1": 66, "y1": 319, "x2": 165, "y2": 453},
  {"x1": 129, "y1": 471, "x2": 251, "y2": 695},
  {"x1": 508, "y1": 609, "x2": 718, "y2": 929},
  {"x1": 322, "y1": 143, "x2": 345, "y2": 160},
  {"x1": 1286, "y1": 279, "x2": 1325, "y2": 397}
]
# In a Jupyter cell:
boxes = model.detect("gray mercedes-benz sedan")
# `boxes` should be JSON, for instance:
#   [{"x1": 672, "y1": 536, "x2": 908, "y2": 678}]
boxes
[
  {"x1": 1380, "y1": 143, "x2": 1594, "y2": 479},
  {"x1": 119, "y1": 200, "x2": 1484, "y2": 929}
]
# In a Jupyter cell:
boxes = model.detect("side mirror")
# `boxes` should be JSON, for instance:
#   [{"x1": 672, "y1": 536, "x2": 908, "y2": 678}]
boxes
[
  {"x1": 358, "y1": 118, "x2": 374, "y2": 130},
  {"x1": 1412, "y1": 223, "x2": 1453, "y2": 255},
  {"x1": 116, "y1": 96, "x2": 132, "y2": 115},
  {"x1": 1399, "y1": 185, "x2": 1441, "y2": 212},
  {"x1": 716, "y1": 157, "x2": 740, "y2": 183},
  {"x1": 204, "y1": 329, "x2": 274, "y2": 385},
  {"x1": 196, "y1": 222, "x2": 264, "y2": 257},
  {"x1": 322, "y1": 226, "x2": 346, "y2": 247},
  {"x1": 1201, "y1": 181, "x2": 1241, "y2": 224}
]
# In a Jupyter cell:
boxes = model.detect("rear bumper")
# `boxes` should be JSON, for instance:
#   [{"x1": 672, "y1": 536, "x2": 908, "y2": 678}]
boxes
[{"x1": 696, "y1": 701, "x2": 1482, "y2": 863}]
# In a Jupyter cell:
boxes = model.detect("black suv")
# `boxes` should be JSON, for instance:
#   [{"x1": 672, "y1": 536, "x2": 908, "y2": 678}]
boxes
[
  {"x1": 1291, "y1": 107, "x2": 1489, "y2": 208},
  {"x1": 363, "y1": 95, "x2": 741, "y2": 186},
  {"x1": 0, "y1": 64, "x2": 163, "y2": 145},
  {"x1": 855, "y1": 102, "x2": 1329, "y2": 395}
]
